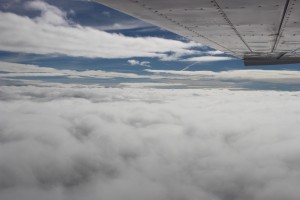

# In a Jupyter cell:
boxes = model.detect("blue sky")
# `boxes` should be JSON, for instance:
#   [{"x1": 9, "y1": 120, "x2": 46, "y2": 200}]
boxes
[{"x1": 1, "y1": 0, "x2": 300, "y2": 90}]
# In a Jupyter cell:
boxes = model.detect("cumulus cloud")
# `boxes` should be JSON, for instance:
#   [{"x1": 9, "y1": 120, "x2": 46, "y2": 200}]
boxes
[
  {"x1": 128, "y1": 59, "x2": 151, "y2": 67},
  {"x1": 1, "y1": 84, "x2": 300, "y2": 200},
  {"x1": 0, "y1": 1, "x2": 201, "y2": 60}
]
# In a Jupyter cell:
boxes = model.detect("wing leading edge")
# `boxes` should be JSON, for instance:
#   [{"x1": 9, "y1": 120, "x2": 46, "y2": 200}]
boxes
[{"x1": 95, "y1": 0, "x2": 300, "y2": 66}]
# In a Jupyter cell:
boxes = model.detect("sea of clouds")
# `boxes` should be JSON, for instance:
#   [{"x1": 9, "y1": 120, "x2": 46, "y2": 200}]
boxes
[{"x1": 1, "y1": 83, "x2": 300, "y2": 200}]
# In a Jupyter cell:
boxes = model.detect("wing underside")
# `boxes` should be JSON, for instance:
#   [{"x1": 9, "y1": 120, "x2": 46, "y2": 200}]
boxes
[{"x1": 95, "y1": 0, "x2": 300, "y2": 66}]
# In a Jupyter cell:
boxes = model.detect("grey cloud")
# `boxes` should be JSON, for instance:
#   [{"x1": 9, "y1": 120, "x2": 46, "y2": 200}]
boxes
[{"x1": 1, "y1": 85, "x2": 300, "y2": 200}]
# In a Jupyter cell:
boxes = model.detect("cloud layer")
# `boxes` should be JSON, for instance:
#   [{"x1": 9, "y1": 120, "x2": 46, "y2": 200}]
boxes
[
  {"x1": 0, "y1": 61, "x2": 151, "y2": 79},
  {"x1": 3, "y1": 61, "x2": 300, "y2": 85},
  {"x1": 1, "y1": 84, "x2": 300, "y2": 200},
  {"x1": 147, "y1": 69, "x2": 300, "y2": 84},
  {"x1": 2, "y1": 61, "x2": 300, "y2": 91}
]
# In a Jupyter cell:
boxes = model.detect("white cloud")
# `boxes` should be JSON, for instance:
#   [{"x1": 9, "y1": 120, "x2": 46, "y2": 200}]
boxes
[
  {"x1": 207, "y1": 50, "x2": 224, "y2": 55},
  {"x1": 0, "y1": 1, "x2": 201, "y2": 60},
  {"x1": 0, "y1": 61, "x2": 153, "y2": 79},
  {"x1": 2, "y1": 61, "x2": 300, "y2": 87},
  {"x1": 128, "y1": 59, "x2": 151, "y2": 67},
  {"x1": 119, "y1": 82, "x2": 185, "y2": 88},
  {"x1": 1, "y1": 85, "x2": 300, "y2": 200},
  {"x1": 182, "y1": 56, "x2": 234, "y2": 62},
  {"x1": 140, "y1": 61, "x2": 151, "y2": 67},
  {"x1": 24, "y1": 0, "x2": 68, "y2": 25},
  {"x1": 98, "y1": 20, "x2": 152, "y2": 31},
  {"x1": 147, "y1": 69, "x2": 300, "y2": 84},
  {"x1": 127, "y1": 59, "x2": 140, "y2": 65}
]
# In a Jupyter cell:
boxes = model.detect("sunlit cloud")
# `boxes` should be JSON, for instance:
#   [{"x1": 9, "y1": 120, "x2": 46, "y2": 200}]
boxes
[
  {"x1": 0, "y1": 1, "x2": 203, "y2": 60},
  {"x1": 182, "y1": 56, "x2": 235, "y2": 62}
]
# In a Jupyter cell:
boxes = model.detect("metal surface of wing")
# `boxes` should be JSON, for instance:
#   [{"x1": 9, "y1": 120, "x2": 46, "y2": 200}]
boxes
[{"x1": 95, "y1": 0, "x2": 300, "y2": 65}]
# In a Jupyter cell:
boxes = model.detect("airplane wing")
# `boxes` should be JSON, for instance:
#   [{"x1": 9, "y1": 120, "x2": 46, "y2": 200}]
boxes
[{"x1": 95, "y1": 0, "x2": 300, "y2": 66}]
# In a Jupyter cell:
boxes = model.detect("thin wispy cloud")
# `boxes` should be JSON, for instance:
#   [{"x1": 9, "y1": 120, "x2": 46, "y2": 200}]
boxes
[
  {"x1": 147, "y1": 69, "x2": 300, "y2": 84},
  {"x1": 0, "y1": 61, "x2": 152, "y2": 79}
]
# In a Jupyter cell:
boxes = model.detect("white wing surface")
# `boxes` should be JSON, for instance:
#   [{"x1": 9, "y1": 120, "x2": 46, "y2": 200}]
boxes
[{"x1": 96, "y1": 0, "x2": 300, "y2": 65}]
